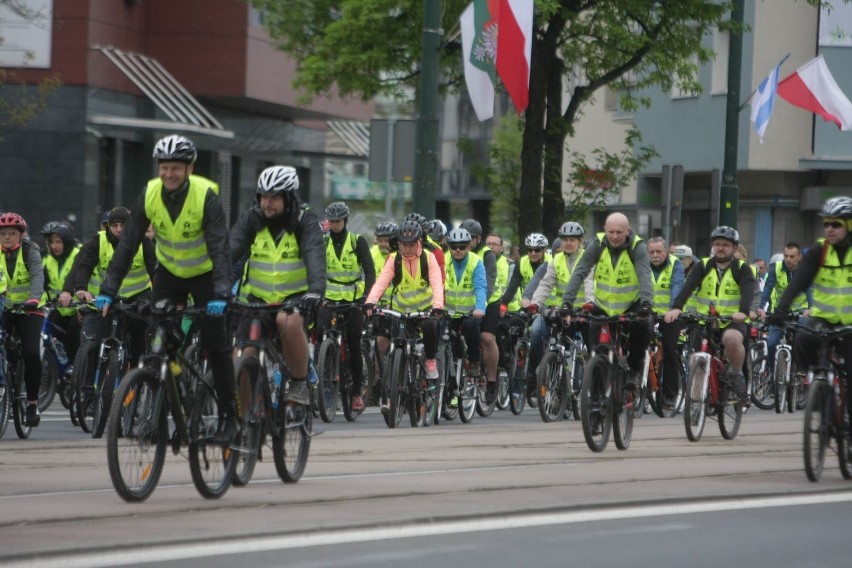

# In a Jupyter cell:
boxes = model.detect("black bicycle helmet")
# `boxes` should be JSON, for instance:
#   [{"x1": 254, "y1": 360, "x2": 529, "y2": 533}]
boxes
[
  {"x1": 152, "y1": 134, "x2": 197, "y2": 163},
  {"x1": 820, "y1": 196, "x2": 852, "y2": 218},
  {"x1": 375, "y1": 222, "x2": 398, "y2": 237},
  {"x1": 460, "y1": 219, "x2": 482, "y2": 237},
  {"x1": 710, "y1": 225, "x2": 740, "y2": 245},
  {"x1": 425, "y1": 219, "x2": 446, "y2": 241},
  {"x1": 404, "y1": 212, "x2": 428, "y2": 229},
  {"x1": 324, "y1": 202, "x2": 350, "y2": 220},
  {"x1": 257, "y1": 166, "x2": 300, "y2": 195},
  {"x1": 446, "y1": 228, "x2": 472, "y2": 245},
  {"x1": 398, "y1": 220, "x2": 423, "y2": 244}
]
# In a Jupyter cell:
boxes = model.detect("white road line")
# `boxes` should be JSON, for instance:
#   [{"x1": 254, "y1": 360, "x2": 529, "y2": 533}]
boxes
[{"x1": 7, "y1": 491, "x2": 852, "y2": 568}]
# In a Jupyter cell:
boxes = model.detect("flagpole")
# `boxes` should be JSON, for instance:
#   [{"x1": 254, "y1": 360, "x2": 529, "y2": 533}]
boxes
[
  {"x1": 739, "y1": 53, "x2": 790, "y2": 112},
  {"x1": 413, "y1": 0, "x2": 441, "y2": 219}
]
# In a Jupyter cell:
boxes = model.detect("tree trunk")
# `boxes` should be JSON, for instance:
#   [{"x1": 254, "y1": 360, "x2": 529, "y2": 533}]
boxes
[
  {"x1": 542, "y1": 58, "x2": 567, "y2": 237},
  {"x1": 518, "y1": 35, "x2": 548, "y2": 239}
]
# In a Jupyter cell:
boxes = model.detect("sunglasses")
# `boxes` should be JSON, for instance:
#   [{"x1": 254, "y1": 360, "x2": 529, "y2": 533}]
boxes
[
  {"x1": 450, "y1": 245, "x2": 468, "y2": 251},
  {"x1": 528, "y1": 248, "x2": 544, "y2": 253},
  {"x1": 824, "y1": 221, "x2": 845, "y2": 229}
]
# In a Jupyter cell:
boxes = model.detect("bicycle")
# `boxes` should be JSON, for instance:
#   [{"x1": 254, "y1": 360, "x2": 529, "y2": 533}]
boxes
[
  {"x1": 578, "y1": 311, "x2": 651, "y2": 452},
  {"x1": 230, "y1": 300, "x2": 313, "y2": 486},
  {"x1": 75, "y1": 300, "x2": 146, "y2": 438},
  {"x1": 748, "y1": 323, "x2": 774, "y2": 410},
  {"x1": 435, "y1": 318, "x2": 457, "y2": 423},
  {"x1": 507, "y1": 309, "x2": 535, "y2": 416},
  {"x1": 444, "y1": 313, "x2": 482, "y2": 424},
  {"x1": 645, "y1": 319, "x2": 687, "y2": 419},
  {"x1": 1, "y1": 304, "x2": 40, "y2": 439},
  {"x1": 40, "y1": 302, "x2": 80, "y2": 421},
  {"x1": 680, "y1": 312, "x2": 746, "y2": 442},
  {"x1": 105, "y1": 299, "x2": 236, "y2": 502},
  {"x1": 315, "y1": 302, "x2": 371, "y2": 423},
  {"x1": 536, "y1": 310, "x2": 584, "y2": 423},
  {"x1": 785, "y1": 321, "x2": 852, "y2": 482},
  {"x1": 377, "y1": 308, "x2": 437, "y2": 428},
  {"x1": 773, "y1": 314, "x2": 807, "y2": 414}
]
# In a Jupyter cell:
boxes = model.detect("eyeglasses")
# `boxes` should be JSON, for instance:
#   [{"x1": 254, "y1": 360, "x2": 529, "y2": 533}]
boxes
[
  {"x1": 528, "y1": 248, "x2": 544, "y2": 253},
  {"x1": 449, "y1": 245, "x2": 468, "y2": 251},
  {"x1": 486, "y1": 242, "x2": 501, "y2": 247},
  {"x1": 824, "y1": 221, "x2": 845, "y2": 229}
]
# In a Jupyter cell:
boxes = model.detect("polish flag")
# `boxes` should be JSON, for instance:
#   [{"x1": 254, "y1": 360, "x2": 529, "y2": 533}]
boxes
[
  {"x1": 496, "y1": 0, "x2": 534, "y2": 114},
  {"x1": 777, "y1": 55, "x2": 852, "y2": 131}
]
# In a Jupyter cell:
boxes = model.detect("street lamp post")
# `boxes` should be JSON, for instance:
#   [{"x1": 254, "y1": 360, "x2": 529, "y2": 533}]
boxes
[
  {"x1": 719, "y1": 0, "x2": 745, "y2": 229},
  {"x1": 413, "y1": 0, "x2": 441, "y2": 219}
]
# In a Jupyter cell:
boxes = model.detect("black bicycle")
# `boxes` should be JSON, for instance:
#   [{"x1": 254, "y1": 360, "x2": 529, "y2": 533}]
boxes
[
  {"x1": 105, "y1": 300, "x2": 236, "y2": 502},
  {"x1": 0, "y1": 304, "x2": 39, "y2": 439}
]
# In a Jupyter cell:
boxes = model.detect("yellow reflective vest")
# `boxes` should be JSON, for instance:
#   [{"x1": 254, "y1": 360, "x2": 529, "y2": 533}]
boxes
[
  {"x1": 769, "y1": 262, "x2": 807, "y2": 313},
  {"x1": 445, "y1": 252, "x2": 482, "y2": 315},
  {"x1": 325, "y1": 233, "x2": 365, "y2": 302},
  {"x1": 693, "y1": 258, "x2": 748, "y2": 323},
  {"x1": 651, "y1": 255, "x2": 677, "y2": 315},
  {"x1": 243, "y1": 228, "x2": 308, "y2": 303},
  {"x1": 550, "y1": 250, "x2": 586, "y2": 307},
  {"x1": 44, "y1": 245, "x2": 81, "y2": 316},
  {"x1": 593, "y1": 233, "x2": 640, "y2": 316},
  {"x1": 371, "y1": 244, "x2": 392, "y2": 307},
  {"x1": 389, "y1": 252, "x2": 433, "y2": 312},
  {"x1": 98, "y1": 232, "x2": 151, "y2": 299},
  {"x1": 811, "y1": 239, "x2": 852, "y2": 324}
]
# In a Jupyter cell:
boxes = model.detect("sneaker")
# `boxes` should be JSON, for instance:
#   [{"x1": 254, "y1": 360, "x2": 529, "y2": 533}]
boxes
[
  {"x1": 284, "y1": 379, "x2": 310, "y2": 406},
  {"x1": 730, "y1": 372, "x2": 747, "y2": 395},
  {"x1": 351, "y1": 395, "x2": 365, "y2": 413},
  {"x1": 425, "y1": 359, "x2": 439, "y2": 379},
  {"x1": 380, "y1": 401, "x2": 390, "y2": 416},
  {"x1": 211, "y1": 412, "x2": 238, "y2": 445},
  {"x1": 26, "y1": 404, "x2": 40, "y2": 427},
  {"x1": 485, "y1": 380, "x2": 497, "y2": 404},
  {"x1": 661, "y1": 394, "x2": 676, "y2": 410}
]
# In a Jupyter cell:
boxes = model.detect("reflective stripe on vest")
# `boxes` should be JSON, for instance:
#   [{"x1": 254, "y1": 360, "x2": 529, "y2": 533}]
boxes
[
  {"x1": 549, "y1": 250, "x2": 586, "y2": 307},
  {"x1": 770, "y1": 262, "x2": 807, "y2": 312},
  {"x1": 390, "y1": 252, "x2": 433, "y2": 312},
  {"x1": 99, "y1": 232, "x2": 151, "y2": 299},
  {"x1": 325, "y1": 233, "x2": 365, "y2": 301},
  {"x1": 651, "y1": 255, "x2": 676, "y2": 315},
  {"x1": 811, "y1": 239, "x2": 852, "y2": 324},
  {"x1": 444, "y1": 252, "x2": 482, "y2": 315},
  {"x1": 145, "y1": 177, "x2": 213, "y2": 278},
  {"x1": 44, "y1": 245, "x2": 80, "y2": 316},
  {"x1": 593, "y1": 233, "x2": 640, "y2": 316},
  {"x1": 243, "y1": 228, "x2": 308, "y2": 303},
  {"x1": 694, "y1": 258, "x2": 745, "y2": 317}
]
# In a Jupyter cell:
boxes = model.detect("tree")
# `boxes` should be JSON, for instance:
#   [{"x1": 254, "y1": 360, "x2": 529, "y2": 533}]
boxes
[
  {"x1": 247, "y1": 0, "x2": 829, "y2": 236},
  {"x1": 0, "y1": 0, "x2": 61, "y2": 134}
]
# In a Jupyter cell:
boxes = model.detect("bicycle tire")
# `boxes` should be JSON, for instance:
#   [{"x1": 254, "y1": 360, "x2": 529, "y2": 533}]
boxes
[
  {"x1": 496, "y1": 369, "x2": 510, "y2": 410},
  {"x1": 408, "y1": 358, "x2": 429, "y2": 427},
  {"x1": 749, "y1": 354, "x2": 774, "y2": 410},
  {"x1": 839, "y1": 427, "x2": 852, "y2": 480},
  {"x1": 11, "y1": 361, "x2": 31, "y2": 439},
  {"x1": 458, "y1": 364, "x2": 477, "y2": 424},
  {"x1": 570, "y1": 350, "x2": 585, "y2": 420},
  {"x1": 38, "y1": 352, "x2": 58, "y2": 412},
  {"x1": 684, "y1": 358, "x2": 707, "y2": 442},
  {"x1": 272, "y1": 400, "x2": 311, "y2": 483},
  {"x1": 387, "y1": 349, "x2": 406, "y2": 428},
  {"x1": 580, "y1": 355, "x2": 612, "y2": 452},
  {"x1": 537, "y1": 351, "x2": 568, "y2": 423},
  {"x1": 106, "y1": 366, "x2": 167, "y2": 502},
  {"x1": 438, "y1": 347, "x2": 458, "y2": 422},
  {"x1": 774, "y1": 349, "x2": 791, "y2": 415},
  {"x1": 360, "y1": 339, "x2": 377, "y2": 409},
  {"x1": 74, "y1": 341, "x2": 100, "y2": 434},
  {"x1": 803, "y1": 378, "x2": 830, "y2": 482},
  {"x1": 93, "y1": 350, "x2": 121, "y2": 439},
  {"x1": 613, "y1": 372, "x2": 636, "y2": 450},
  {"x1": 316, "y1": 338, "x2": 340, "y2": 423},
  {"x1": 475, "y1": 376, "x2": 497, "y2": 418},
  {"x1": 188, "y1": 377, "x2": 236, "y2": 499},
  {"x1": 0, "y1": 379, "x2": 10, "y2": 439},
  {"x1": 718, "y1": 378, "x2": 743, "y2": 440},
  {"x1": 509, "y1": 341, "x2": 528, "y2": 415},
  {"x1": 233, "y1": 354, "x2": 262, "y2": 487}
]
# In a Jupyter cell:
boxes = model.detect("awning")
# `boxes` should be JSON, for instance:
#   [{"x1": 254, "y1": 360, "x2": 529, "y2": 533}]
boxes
[
  {"x1": 327, "y1": 120, "x2": 369, "y2": 157},
  {"x1": 90, "y1": 46, "x2": 234, "y2": 139}
]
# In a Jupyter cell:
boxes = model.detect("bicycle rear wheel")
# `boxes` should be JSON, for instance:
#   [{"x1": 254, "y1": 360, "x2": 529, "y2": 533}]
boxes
[
  {"x1": 803, "y1": 379, "x2": 830, "y2": 482},
  {"x1": 718, "y1": 380, "x2": 743, "y2": 440},
  {"x1": 580, "y1": 355, "x2": 612, "y2": 452},
  {"x1": 774, "y1": 349, "x2": 791, "y2": 414},
  {"x1": 38, "y1": 352, "x2": 57, "y2": 412},
  {"x1": 476, "y1": 376, "x2": 497, "y2": 418},
  {"x1": 613, "y1": 374, "x2": 636, "y2": 450},
  {"x1": 509, "y1": 341, "x2": 528, "y2": 415},
  {"x1": 188, "y1": 377, "x2": 236, "y2": 499},
  {"x1": 316, "y1": 339, "x2": 340, "y2": 423},
  {"x1": 408, "y1": 359, "x2": 428, "y2": 427},
  {"x1": 749, "y1": 353, "x2": 774, "y2": 410},
  {"x1": 458, "y1": 366, "x2": 477, "y2": 424},
  {"x1": 106, "y1": 367, "x2": 167, "y2": 502},
  {"x1": 272, "y1": 400, "x2": 311, "y2": 483},
  {"x1": 75, "y1": 341, "x2": 100, "y2": 434},
  {"x1": 386, "y1": 349, "x2": 406, "y2": 428},
  {"x1": 496, "y1": 369, "x2": 510, "y2": 410},
  {"x1": 233, "y1": 354, "x2": 261, "y2": 487},
  {"x1": 537, "y1": 351, "x2": 568, "y2": 423},
  {"x1": 93, "y1": 351, "x2": 121, "y2": 439},
  {"x1": 11, "y1": 361, "x2": 31, "y2": 439},
  {"x1": 839, "y1": 429, "x2": 852, "y2": 480},
  {"x1": 684, "y1": 358, "x2": 707, "y2": 442}
]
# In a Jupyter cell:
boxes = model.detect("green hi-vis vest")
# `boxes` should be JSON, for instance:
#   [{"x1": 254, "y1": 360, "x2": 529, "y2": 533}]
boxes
[
  {"x1": 87, "y1": 231, "x2": 106, "y2": 296},
  {"x1": 495, "y1": 255, "x2": 519, "y2": 310},
  {"x1": 770, "y1": 262, "x2": 807, "y2": 313},
  {"x1": 651, "y1": 255, "x2": 678, "y2": 315},
  {"x1": 445, "y1": 252, "x2": 482, "y2": 316},
  {"x1": 371, "y1": 244, "x2": 392, "y2": 307},
  {"x1": 477, "y1": 247, "x2": 503, "y2": 305},
  {"x1": 145, "y1": 177, "x2": 213, "y2": 278},
  {"x1": 593, "y1": 233, "x2": 640, "y2": 316},
  {"x1": 549, "y1": 250, "x2": 586, "y2": 308},
  {"x1": 98, "y1": 232, "x2": 150, "y2": 299},
  {"x1": 190, "y1": 174, "x2": 219, "y2": 195},
  {"x1": 6, "y1": 245, "x2": 45, "y2": 306},
  {"x1": 44, "y1": 245, "x2": 81, "y2": 316},
  {"x1": 811, "y1": 239, "x2": 852, "y2": 324},
  {"x1": 325, "y1": 233, "x2": 365, "y2": 301},
  {"x1": 243, "y1": 227, "x2": 308, "y2": 303},
  {"x1": 693, "y1": 258, "x2": 747, "y2": 322},
  {"x1": 0, "y1": 260, "x2": 6, "y2": 295},
  {"x1": 389, "y1": 252, "x2": 433, "y2": 312}
]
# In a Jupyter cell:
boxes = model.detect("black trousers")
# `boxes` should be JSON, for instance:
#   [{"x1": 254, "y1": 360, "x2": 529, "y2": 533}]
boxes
[
  {"x1": 3, "y1": 311, "x2": 43, "y2": 401},
  {"x1": 658, "y1": 319, "x2": 683, "y2": 398}
]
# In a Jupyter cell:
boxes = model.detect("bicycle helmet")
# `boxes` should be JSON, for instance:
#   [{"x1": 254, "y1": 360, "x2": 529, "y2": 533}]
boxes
[
  {"x1": 425, "y1": 219, "x2": 446, "y2": 241},
  {"x1": 710, "y1": 225, "x2": 740, "y2": 245},
  {"x1": 375, "y1": 222, "x2": 398, "y2": 237},
  {"x1": 404, "y1": 212, "x2": 427, "y2": 229},
  {"x1": 558, "y1": 221, "x2": 584, "y2": 238},
  {"x1": 41, "y1": 223, "x2": 74, "y2": 242},
  {"x1": 0, "y1": 212, "x2": 27, "y2": 232},
  {"x1": 446, "y1": 228, "x2": 472, "y2": 245},
  {"x1": 41, "y1": 221, "x2": 63, "y2": 236},
  {"x1": 99, "y1": 211, "x2": 110, "y2": 228},
  {"x1": 460, "y1": 219, "x2": 482, "y2": 237},
  {"x1": 107, "y1": 207, "x2": 130, "y2": 225},
  {"x1": 152, "y1": 134, "x2": 197, "y2": 163},
  {"x1": 324, "y1": 202, "x2": 350, "y2": 220},
  {"x1": 524, "y1": 232, "x2": 548, "y2": 248},
  {"x1": 398, "y1": 220, "x2": 423, "y2": 244},
  {"x1": 257, "y1": 165, "x2": 300, "y2": 195},
  {"x1": 820, "y1": 196, "x2": 852, "y2": 218}
]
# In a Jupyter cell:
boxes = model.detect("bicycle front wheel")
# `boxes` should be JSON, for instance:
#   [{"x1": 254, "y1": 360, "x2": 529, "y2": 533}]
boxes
[
  {"x1": 613, "y1": 373, "x2": 637, "y2": 451},
  {"x1": 106, "y1": 366, "x2": 167, "y2": 502},
  {"x1": 93, "y1": 350, "x2": 121, "y2": 439},
  {"x1": 803, "y1": 379, "x2": 830, "y2": 482},
  {"x1": 509, "y1": 341, "x2": 528, "y2": 416},
  {"x1": 38, "y1": 352, "x2": 58, "y2": 412},
  {"x1": 272, "y1": 401, "x2": 312, "y2": 483},
  {"x1": 0, "y1": 379, "x2": 10, "y2": 439},
  {"x1": 458, "y1": 365, "x2": 477, "y2": 424},
  {"x1": 774, "y1": 349, "x2": 791, "y2": 414},
  {"x1": 408, "y1": 359, "x2": 428, "y2": 428},
  {"x1": 188, "y1": 377, "x2": 236, "y2": 499},
  {"x1": 233, "y1": 354, "x2": 261, "y2": 487},
  {"x1": 718, "y1": 378, "x2": 743, "y2": 440},
  {"x1": 684, "y1": 358, "x2": 707, "y2": 442},
  {"x1": 749, "y1": 353, "x2": 774, "y2": 410},
  {"x1": 316, "y1": 339, "x2": 340, "y2": 423},
  {"x1": 11, "y1": 361, "x2": 31, "y2": 439},
  {"x1": 580, "y1": 355, "x2": 612, "y2": 452},
  {"x1": 386, "y1": 349, "x2": 406, "y2": 428},
  {"x1": 537, "y1": 351, "x2": 568, "y2": 423}
]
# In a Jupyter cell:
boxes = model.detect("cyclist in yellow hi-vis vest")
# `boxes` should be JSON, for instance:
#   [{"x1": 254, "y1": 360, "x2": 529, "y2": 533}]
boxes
[
  {"x1": 647, "y1": 236, "x2": 685, "y2": 408},
  {"x1": 98, "y1": 134, "x2": 238, "y2": 445},
  {"x1": 41, "y1": 222, "x2": 83, "y2": 371}
]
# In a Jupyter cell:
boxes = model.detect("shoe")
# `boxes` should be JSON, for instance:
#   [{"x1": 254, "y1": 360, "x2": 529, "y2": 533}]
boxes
[
  {"x1": 211, "y1": 413, "x2": 237, "y2": 445},
  {"x1": 26, "y1": 404, "x2": 40, "y2": 427},
  {"x1": 425, "y1": 359, "x2": 439, "y2": 379},
  {"x1": 380, "y1": 401, "x2": 390, "y2": 416},
  {"x1": 467, "y1": 360, "x2": 482, "y2": 379},
  {"x1": 485, "y1": 380, "x2": 497, "y2": 404},
  {"x1": 351, "y1": 395, "x2": 365, "y2": 413},
  {"x1": 730, "y1": 372, "x2": 747, "y2": 395},
  {"x1": 284, "y1": 379, "x2": 310, "y2": 405},
  {"x1": 662, "y1": 395, "x2": 676, "y2": 410}
]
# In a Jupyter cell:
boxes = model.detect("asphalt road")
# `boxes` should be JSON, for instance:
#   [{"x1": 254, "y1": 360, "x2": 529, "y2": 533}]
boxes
[{"x1": 2, "y1": 402, "x2": 851, "y2": 567}]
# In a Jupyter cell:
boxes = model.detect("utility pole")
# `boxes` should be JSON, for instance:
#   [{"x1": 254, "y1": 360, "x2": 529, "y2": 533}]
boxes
[
  {"x1": 719, "y1": 0, "x2": 744, "y2": 229},
  {"x1": 413, "y1": 0, "x2": 441, "y2": 219}
]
